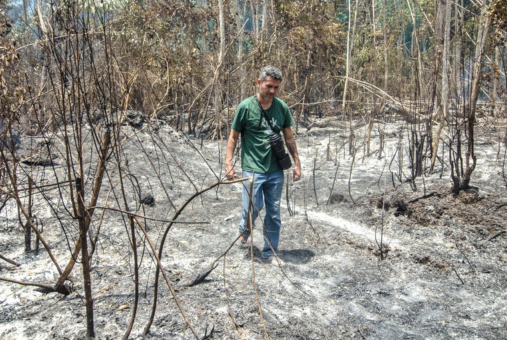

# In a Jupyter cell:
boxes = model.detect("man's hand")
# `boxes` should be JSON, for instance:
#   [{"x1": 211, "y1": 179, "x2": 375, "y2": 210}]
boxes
[
  {"x1": 282, "y1": 127, "x2": 302, "y2": 182},
  {"x1": 225, "y1": 163, "x2": 237, "y2": 180},
  {"x1": 225, "y1": 129, "x2": 240, "y2": 180},
  {"x1": 293, "y1": 164, "x2": 301, "y2": 182}
]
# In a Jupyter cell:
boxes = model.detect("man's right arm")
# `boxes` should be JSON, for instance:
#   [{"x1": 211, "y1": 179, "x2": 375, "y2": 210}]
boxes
[{"x1": 225, "y1": 129, "x2": 240, "y2": 180}]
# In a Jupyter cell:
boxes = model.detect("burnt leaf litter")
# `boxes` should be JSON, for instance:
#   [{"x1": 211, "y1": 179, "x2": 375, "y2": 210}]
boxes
[{"x1": 0, "y1": 116, "x2": 506, "y2": 339}]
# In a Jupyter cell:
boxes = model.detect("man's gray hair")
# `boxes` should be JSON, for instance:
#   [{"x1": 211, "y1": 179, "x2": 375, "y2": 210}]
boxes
[{"x1": 259, "y1": 65, "x2": 283, "y2": 82}]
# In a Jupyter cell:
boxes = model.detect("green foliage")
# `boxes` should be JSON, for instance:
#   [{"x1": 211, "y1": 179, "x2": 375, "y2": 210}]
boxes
[
  {"x1": 490, "y1": 0, "x2": 507, "y2": 31},
  {"x1": 3, "y1": 0, "x2": 503, "y2": 124},
  {"x1": 274, "y1": 1, "x2": 345, "y2": 75}
]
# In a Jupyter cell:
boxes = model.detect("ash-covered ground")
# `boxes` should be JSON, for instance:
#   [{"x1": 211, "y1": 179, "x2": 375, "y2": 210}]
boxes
[{"x1": 0, "y1": 115, "x2": 506, "y2": 339}]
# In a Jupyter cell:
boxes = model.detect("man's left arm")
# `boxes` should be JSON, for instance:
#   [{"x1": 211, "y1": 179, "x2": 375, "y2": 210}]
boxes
[{"x1": 282, "y1": 127, "x2": 301, "y2": 182}]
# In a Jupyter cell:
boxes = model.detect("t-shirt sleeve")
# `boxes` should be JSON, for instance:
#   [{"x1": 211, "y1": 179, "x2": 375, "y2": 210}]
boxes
[
  {"x1": 231, "y1": 106, "x2": 246, "y2": 132},
  {"x1": 283, "y1": 104, "x2": 295, "y2": 128}
]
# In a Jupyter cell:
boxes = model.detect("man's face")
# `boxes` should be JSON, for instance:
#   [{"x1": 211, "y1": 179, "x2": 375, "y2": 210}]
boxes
[{"x1": 257, "y1": 76, "x2": 281, "y2": 101}]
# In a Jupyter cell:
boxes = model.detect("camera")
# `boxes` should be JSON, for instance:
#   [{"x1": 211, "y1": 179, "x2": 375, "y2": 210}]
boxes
[{"x1": 268, "y1": 131, "x2": 292, "y2": 170}]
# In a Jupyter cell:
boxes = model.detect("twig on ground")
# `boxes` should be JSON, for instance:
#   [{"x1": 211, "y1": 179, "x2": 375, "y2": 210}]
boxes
[
  {"x1": 408, "y1": 191, "x2": 438, "y2": 204},
  {"x1": 455, "y1": 243, "x2": 475, "y2": 271},
  {"x1": 451, "y1": 265, "x2": 465, "y2": 285},
  {"x1": 486, "y1": 230, "x2": 506, "y2": 242},
  {"x1": 201, "y1": 323, "x2": 215, "y2": 340},
  {"x1": 494, "y1": 202, "x2": 507, "y2": 211},
  {"x1": 178, "y1": 263, "x2": 219, "y2": 288},
  {"x1": 0, "y1": 276, "x2": 71, "y2": 295},
  {"x1": 0, "y1": 254, "x2": 21, "y2": 267},
  {"x1": 358, "y1": 326, "x2": 368, "y2": 339}
]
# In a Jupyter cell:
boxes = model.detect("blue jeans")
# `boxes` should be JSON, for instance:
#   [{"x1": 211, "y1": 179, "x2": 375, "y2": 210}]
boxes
[{"x1": 239, "y1": 170, "x2": 284, "y2": 259}]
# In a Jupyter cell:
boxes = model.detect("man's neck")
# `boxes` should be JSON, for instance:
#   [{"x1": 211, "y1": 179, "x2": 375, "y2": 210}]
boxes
[{"x1": 257, "y1": 93, "x2": 273, "y2": 110}]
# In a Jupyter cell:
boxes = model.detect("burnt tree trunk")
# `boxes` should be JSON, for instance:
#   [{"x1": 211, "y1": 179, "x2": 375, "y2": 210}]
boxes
[
  {"x1": 24, "y1": 178, "x2": 33, "y2": 252},
  {"x1": 459, "y1": 5, "x2": 491, "y2": 191}
]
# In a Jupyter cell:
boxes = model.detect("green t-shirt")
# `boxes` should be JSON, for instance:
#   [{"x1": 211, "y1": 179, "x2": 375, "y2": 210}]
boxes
[{"x1": 231, "y1": 96, "x2": 295, "y2": 173}]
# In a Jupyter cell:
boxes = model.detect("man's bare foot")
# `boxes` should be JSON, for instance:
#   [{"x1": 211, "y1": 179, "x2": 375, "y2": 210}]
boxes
[{"x1": 240, "y1": 235, "x2": 249, "y2": 244}]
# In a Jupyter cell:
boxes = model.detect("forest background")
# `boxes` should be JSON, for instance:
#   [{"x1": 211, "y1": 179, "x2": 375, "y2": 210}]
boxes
[{"x1": 2, "y1": 0, "x2": 507, "y2": 191}]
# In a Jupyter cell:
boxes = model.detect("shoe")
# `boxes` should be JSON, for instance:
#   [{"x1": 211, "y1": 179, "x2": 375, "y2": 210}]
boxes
[
  {"x1": 236, "y1": 232, "x2": 249, "y2": 247},
  {"x1": 265, "y1": 255, "x2": 285, "y2": 266}
]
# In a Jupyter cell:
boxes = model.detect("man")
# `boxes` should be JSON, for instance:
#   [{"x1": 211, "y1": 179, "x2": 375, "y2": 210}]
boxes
[{"x1": 225, "y1": 65, "x2": 301, "y2": 265}]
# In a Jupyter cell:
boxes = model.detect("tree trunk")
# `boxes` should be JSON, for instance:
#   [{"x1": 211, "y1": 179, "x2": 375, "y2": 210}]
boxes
[
  {"x1": 343, "y1": 0, "x2": 358, "y2": 154},
  {"x1": 236, "y1": 0, "x2": 246, "y2": 101},
  {"x1": 218, "y1": 0, "x2": 225, "y2": 63},
  {"x1": 22, "y1": 0, "x2": 27, "y2": 22},
  {"x1": 366, "y1": 0, "x2": 376, "y2": 157},
  {"x1": 76, "y1": 177, "x2": 95, "y2": 339},
  {"x1": 251, "y1": 0, "x2": 259, "y2": 43},
  {"x1": 405, "y1": 0, "x2": 423, "y2": 93},
  {"x1": 24, "y1": 177, "x2": 32, "y2": 252},
  {"x1": 202, "y1": 0, "x2": 209, "y2": 53},
  {"x1": 383, "y1": 0, "x2": 388, "y2": 92},
  {"x1": 430, "y1": 0, "x2": 452, "y2": 173},
  {"x1": 215, "y1": 0, "x2": 226, "y2": 138},
  {"x1": 55, "y1": 131, "x2": 110, "y2": 289},
  {"x1": 453, "y1": 0, "x2": 463, "y2": 102},
  {"x1": 342, "y1": 0, "x2": 353, "y2": 110},
  {"x1": 461, "y1": 4, "x2": 491, "y2": 190},
  {"x1": 261, "y1": 0, "x2": 268, "y2": 42},
  {"x1": 431, "y1": 0, "x2": 446, "y2": 119},
  {"x1": 492, "y1": 44, "x2": 499, "y2": 116},
  {"x1": 175, "y1": 88, "x2": 181, "y2": 131}
]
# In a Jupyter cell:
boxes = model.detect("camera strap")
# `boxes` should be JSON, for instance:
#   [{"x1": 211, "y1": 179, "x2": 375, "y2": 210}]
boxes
[
  {"x1": 254, "y1": 96, "x2": 292, "y2": 170},
  {"x1": 255, "y1": 96, "x2": 280, "y2": 134}
]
